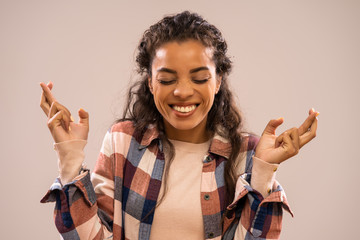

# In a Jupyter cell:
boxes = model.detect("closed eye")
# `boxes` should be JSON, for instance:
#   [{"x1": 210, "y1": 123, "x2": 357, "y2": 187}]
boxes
[
  {"x1": 159, "y1": 79, "x2": 176, "y2": 85},
  {"x1": 192, "y1": 79, "x2": 209, "y2": 84}
]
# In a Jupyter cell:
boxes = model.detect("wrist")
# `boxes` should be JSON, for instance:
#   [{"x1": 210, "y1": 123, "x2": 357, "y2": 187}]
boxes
[{"x1": 254, "y1": 152, "x2": 280, "y2": 164}]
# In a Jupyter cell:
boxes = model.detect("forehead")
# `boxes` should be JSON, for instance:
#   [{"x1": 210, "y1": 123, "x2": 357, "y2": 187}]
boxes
[{"x1": 152, "y1": 40, "x2": 215, "y2": 70}]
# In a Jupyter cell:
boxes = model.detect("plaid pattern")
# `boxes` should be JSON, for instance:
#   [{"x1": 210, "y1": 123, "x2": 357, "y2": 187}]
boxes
[{"x1": 41, "y1": 121, "x2": 292, "y2": 240}]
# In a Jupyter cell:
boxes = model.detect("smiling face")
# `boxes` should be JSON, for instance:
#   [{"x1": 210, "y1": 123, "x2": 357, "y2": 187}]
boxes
[{"x1": 148, "y1": 40, "x2": 221, "y2": 143}]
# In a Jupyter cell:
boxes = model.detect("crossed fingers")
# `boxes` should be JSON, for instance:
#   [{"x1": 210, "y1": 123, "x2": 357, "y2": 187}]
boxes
[
  {"x1": 40, "y1": 82, "x2": 73, "y2": 131},
  {"x1": 40, "y1": 82, "x2": 55, "y2": 116},
  {"x1": 297, "y1": 108, "x2": 318, "y2": 148}
]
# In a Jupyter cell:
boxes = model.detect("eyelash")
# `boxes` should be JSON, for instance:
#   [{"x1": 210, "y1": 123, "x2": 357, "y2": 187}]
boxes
[
  {"x1": 159, "y1": 79, "x2": 209, "y2": 85},
  {"x1": 193, "y1": 79, "x2": 209, "y2": 84},
  {"x1": 159, "y1": 80, "x2": 176, "y2": 85}
]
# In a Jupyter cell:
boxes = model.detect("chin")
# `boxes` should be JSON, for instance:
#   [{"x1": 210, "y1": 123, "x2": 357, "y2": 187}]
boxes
[
  {"x1": 170, "y1": 122, "x2": 194, "y2": 130},
  {"x1": 168, "y1": 119, "x2": 205, "y2": 131}
]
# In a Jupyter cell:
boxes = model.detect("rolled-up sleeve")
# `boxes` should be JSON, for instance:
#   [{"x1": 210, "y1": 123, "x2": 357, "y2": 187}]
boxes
[
  {"x1": 40, "y1": 131, "x2": 116, "y2": 240},
  {"x1": 223, "y1": 171, "x2": 293, "y2": 240}
]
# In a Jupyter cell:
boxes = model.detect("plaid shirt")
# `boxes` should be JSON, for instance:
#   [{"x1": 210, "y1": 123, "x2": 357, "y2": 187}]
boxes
[{"x1": 41, "y1": 121, "x2": 292, "y2": 240}]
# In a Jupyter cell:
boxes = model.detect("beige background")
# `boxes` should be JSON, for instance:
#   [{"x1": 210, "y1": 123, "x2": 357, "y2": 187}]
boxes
[{"x1": 1, "y1": 0, "x2": 359, "y2": 239}]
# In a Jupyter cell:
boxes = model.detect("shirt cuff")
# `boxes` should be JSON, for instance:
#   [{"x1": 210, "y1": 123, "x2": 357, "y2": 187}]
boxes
[
  {"x1": 251, "y1": 156, "x2": 279, "y2": 198},
  {"x1": 40, "y1": 170, "x2": 96, "y2": 207},
  {"x1": 54, "y1": 139, "x2": 87, "y2": 184}
]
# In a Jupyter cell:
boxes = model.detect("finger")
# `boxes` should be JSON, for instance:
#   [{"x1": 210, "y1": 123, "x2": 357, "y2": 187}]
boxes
[
  {"x1": 275, "y1": 127, "x2": 299, "y2": 148},
  {"x1": 48, "y1": 100, "x2": 72, "y2": 121},
  {"x1": 309, "y1": 107, "x2": 314, "y2": 115},
  {"x1": 49, "y1": 102, "x2": 71, "y2": 131},
  {"x1": 262, "y1": 117, "x2": 284, "y2": 135},
  {"x1": 298, "y1": 110, "x2": 318, "y2": 135},
  {"x1": 47, "y1": 110, "x2": 64, "y2": 131},
  {"x1": 40, "y1": 82, "x2": 74, "y2": 123},
  {"x1": 281, "y1": 131, "x2": 298, "y2": 159},
  {"x1": 288, "y1": 128, "x2": 300, "y2": 151},
  {"x1": 40, "y1": 82, "x2": 51, "y2": 115},
  {"x1": 40, "y1": 82, "x2": 56, "y2": 107},
  {"x1": 78, "y1": 108, "x2": 89, "y2": 127},
  {"x1": 47, "y1": 81, "x2": 53, "y2": 90},
  {"x1": 275, "y1": 134, "x2": 283, "y2": 148},
  {"x1": 40, "y1": 82, "x2": 56, "y2": 116},
  {"x1": 299, "y1": 116, "x2": 318, "y2": 148},
  {"x1": 40, "y1": 90, "x2": 50, "y2": 116}
]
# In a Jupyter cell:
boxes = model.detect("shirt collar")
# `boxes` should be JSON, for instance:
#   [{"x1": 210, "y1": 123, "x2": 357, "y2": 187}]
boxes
[
  {"x1": 208, "y1": 132, "x2": 231, "y2": 159},
  {"x1": 139, "y1": 124, "x2": 159, "y2": 148},
  {"x1": 139, "y1": 124, "x2": 232, "y2": 159}
]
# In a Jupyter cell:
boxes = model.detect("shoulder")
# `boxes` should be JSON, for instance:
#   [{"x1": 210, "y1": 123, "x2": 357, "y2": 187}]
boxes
[
  {"x1": 103, "y1": 121, "x2": 137, "y2": 150},
  {"x1": 108, "y1": 120, "x2": 159, "y2": 148},
  {"x1": 110, "y1": 120, "x2": 136, "y2": 135}
]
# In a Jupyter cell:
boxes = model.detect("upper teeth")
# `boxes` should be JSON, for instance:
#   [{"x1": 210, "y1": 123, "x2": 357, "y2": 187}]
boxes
[{"x1": 173, "y1": 105, "x2": 196, "y2": 113}]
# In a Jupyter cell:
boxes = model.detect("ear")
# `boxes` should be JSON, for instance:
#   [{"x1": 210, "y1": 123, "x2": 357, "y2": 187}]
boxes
[
  {"x1": 215, "y1": 75, "x2": 222, "y2": 94},
  {"x1": 148, "y1": 76, "x2": 153, "y2": 94}
]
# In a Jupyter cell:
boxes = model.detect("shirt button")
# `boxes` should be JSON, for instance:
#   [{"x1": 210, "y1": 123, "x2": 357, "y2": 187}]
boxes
[
  {"x1": 204, "y1": 194, "x2": 210, "y2": 200},
  {"x1": 208, "y1": 232, "x2": 214, "y2": 238}
]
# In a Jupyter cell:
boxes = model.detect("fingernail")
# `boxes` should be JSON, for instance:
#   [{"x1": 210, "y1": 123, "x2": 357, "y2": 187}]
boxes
[
  {"x1": 316, "y1": 112, "x2": 320, "y2": 117},
  {"x1": 70, "y1": 116, "x2": 75, "y2": 122}
]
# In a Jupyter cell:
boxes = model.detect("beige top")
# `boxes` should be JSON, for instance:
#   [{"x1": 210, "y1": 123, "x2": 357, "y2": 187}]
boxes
[{"x1": 149, "y1": 139, "x2": 211, "y2": 240}]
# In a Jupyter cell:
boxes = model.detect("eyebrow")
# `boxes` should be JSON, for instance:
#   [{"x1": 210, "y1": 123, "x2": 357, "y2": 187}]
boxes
[
  {"x1": 189, "y1": 66, "x2": 209, "y2": 73},
  {"x1": 157, "y1": 67, "x2": 177, "y2": 74},
  {"x1": 156, "y1": 66, "x2": 210, "y2": 74}
]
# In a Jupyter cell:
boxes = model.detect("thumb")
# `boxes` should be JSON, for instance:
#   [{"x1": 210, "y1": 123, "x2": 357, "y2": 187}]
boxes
[
  {"x1": 78, "y1": 108, "x2": 89, "y2": 126},
  {"x1": 262, "y1": 117, "x2": 284, "y2": 135}
]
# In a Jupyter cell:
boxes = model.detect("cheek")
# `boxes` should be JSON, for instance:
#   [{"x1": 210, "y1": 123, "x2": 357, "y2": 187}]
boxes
[
  {"x1": 205, "y1": 96, "x2": 215, "y2": 110},
  {"x1": 202, "y1": 86, "x2": 216, "y2": 104},
  {"x1": 152, "y1": 88, "x2": 170, "y2": 109},
  {"x1": 206, "y1": 89, "x2": 218, "y2": 112}
]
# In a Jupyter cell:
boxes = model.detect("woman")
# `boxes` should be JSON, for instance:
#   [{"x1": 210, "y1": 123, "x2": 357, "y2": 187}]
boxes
[{"x1": 40, "y1": 11, "x2": 318, "y2": 240}]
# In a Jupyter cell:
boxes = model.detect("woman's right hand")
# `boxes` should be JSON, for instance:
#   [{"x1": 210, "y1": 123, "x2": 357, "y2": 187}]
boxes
[{"x1": 40, "y1": 82, "x2": 89, "y2": 143}]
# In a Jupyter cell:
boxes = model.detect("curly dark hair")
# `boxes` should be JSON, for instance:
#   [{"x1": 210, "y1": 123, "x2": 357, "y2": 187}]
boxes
[{"x1": 120, "y1": 11, "x2": 243, "y2": 210}]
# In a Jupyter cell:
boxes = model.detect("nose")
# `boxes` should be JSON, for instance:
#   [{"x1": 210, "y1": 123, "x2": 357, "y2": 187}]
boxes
[{"x1": 173, "y1": 79, "x2": 194, "y2": 98}]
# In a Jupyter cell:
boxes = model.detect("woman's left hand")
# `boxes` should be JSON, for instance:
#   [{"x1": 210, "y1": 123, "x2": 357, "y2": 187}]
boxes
[{"x1": 254, "y1": 108, "x2": 319, "y2": 164}]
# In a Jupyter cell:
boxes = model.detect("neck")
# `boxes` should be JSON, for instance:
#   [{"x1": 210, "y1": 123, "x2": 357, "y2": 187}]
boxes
[{"x1": 163, "y1": 119, "x2": 211, "y2": 143}]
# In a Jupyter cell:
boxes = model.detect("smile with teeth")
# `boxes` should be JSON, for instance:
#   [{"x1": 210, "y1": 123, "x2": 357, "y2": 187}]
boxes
[{"x1": 172, "y1": 105, "x2": 197, "y2": 113}]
